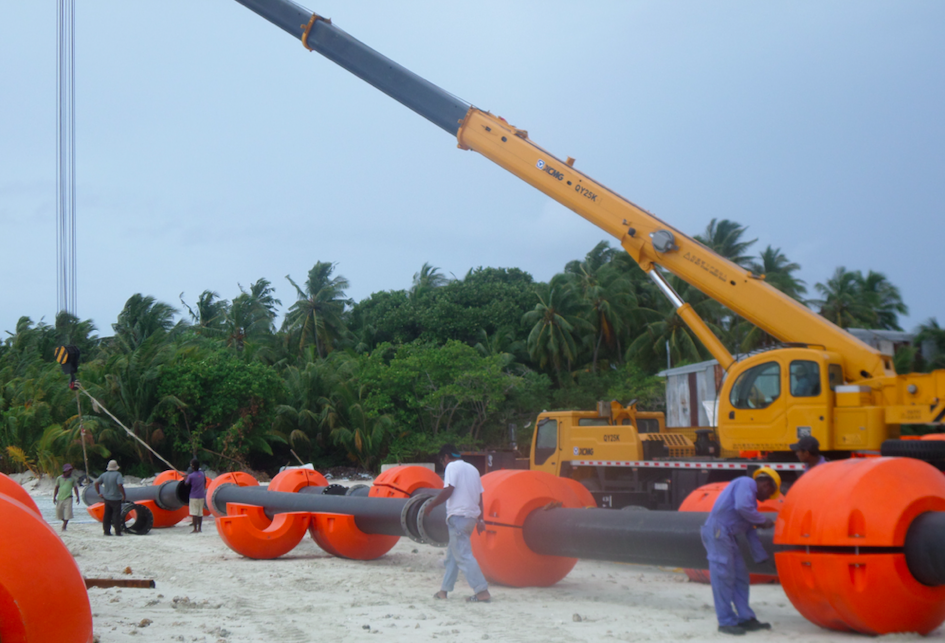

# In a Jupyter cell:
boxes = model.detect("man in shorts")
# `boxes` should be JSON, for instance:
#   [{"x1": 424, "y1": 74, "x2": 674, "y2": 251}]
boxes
[
  {"x1": 184, "y1": 458, "x2": 208, "y2": 533},
  {"x1": 53, "y1": 463, "x2": 81, "y2": 531}
]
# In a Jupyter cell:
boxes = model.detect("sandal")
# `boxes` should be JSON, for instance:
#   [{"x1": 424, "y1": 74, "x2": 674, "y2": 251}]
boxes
[
  {"x1": 466, "y1": 595, "x2": 491, "y2": 603},
  {"x1": 433, "y1": 591, "x2": 448, "y2": 600}
]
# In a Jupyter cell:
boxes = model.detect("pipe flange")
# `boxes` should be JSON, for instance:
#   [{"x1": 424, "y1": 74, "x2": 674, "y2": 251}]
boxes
[
  {"x1": 210, "y1": 482, "x2": 235, "y2": 516},
  {"x1": 400, "y1": 493, "x2": 432, "y2": 545},
  {"x1": 322, "y1": 484, "x2": 348, "y2": 496},
  {"x1": 416, "y1": 496, "x2": 448, "y2": 548}
]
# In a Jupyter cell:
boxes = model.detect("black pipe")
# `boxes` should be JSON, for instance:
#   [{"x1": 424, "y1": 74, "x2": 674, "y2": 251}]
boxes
[
  {"x1": 83, "y1": 479, "x2": 186, "y2": 511},
  {"x1": 905, "y1": 512, "x2": 945, "y2": 586},
  {"x1": 211, "y1": 483, "x2": 449, "y2": 544},
  {"x1": 522, "y1": 507, "x2": 780, "y2": 575}
]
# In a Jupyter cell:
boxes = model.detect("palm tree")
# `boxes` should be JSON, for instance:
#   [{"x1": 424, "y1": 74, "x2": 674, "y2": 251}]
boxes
[
  {"x1": 411, "y1": 263, "x2": 451, "y2": 298},
  {"x1": 860, "y1": 270, "x2": 908, "y2": 331},
  {"x1": 916, "y1": 318, "x2": 945, "y2": 370},
  {"x1": 226, "y1": 278, "x2": 281, "y2": 351},
  {"x1": 565, "y1": 242, "x2": 637, "y2": 371},
  {"x1": 321, "y1": 376, "x2": 394, "y2": 471},
  {"x1": 522, "y1": 274, "x2": 593, "y2": 378},
  {"x1": 813, "y1": 267, "x2": 876, "y2": 329},
  {"x1": 283, "y1": 262, "x2": 352, "y2": 358},
  {"x1": 180, "y1": 290, "x2": 228, "y2": 336},
  {"x1": 111, "y1": 294, "x2": 178, "y2": 353},
  {"x1": 694, "y1": 219, "x2": 757, "y2": 268},
  {"x1": 749, "y1": 246, "x2": 807, "y2": 301}
]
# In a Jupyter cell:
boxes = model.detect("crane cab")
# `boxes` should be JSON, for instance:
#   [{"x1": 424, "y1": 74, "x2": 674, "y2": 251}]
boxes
[{"x1": 718, "y1": 347, "x2": 889, "y2": 453}]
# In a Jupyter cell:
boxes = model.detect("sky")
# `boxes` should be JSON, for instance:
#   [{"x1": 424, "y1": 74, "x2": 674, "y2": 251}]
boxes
[{"x1": 1, "y1": 1, "x2": 943, "y2": 339}]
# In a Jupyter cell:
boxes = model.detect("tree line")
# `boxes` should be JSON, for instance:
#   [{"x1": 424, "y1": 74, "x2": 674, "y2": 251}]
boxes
[{"x1": 2, "y1": 218, "x2": 939, "y2": 477}]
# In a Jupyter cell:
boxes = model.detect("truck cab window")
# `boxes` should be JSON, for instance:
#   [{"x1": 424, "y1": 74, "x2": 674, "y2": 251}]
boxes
[
  {"x1": 636, "y1": 418, "x2": 660, "y2": 434},
  {"x1": 534, "y1": 419, "x2": 558, "y2": 465},
  {"x1": 790, "y1": 360, "x2": 821, "y2": 397},
  {"x1": 730, "y1": 362, "x2": 780, "y2": 410},
  {"x1": 578, "y1": 419, "x2": 611, "y2": 426}
]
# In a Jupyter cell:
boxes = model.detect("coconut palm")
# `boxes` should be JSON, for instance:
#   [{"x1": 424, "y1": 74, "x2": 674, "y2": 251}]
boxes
[
  {"x1": 565, "y1": 242, "x2": 638, "y2": 371},
  {"x1": 411, "y1": 263, "x2": 451, "y2": 298},
  {"x1": 813, "y1": 267, "x2": 876, "y2": 329},
  {"x1": 749, "y1": 246, "x2": 807, "y2": 301},
  {"x1": 227, "y1": 279, "x2": 282, "y2": 351},
  {"x1": 111, "y1": 294, "x2": 178, "y2": 353},
  {"x1": 283, "y1": 262, "x2": 352, "y2": 358},
  {"x1": 180, "y1": 290, "x2": 228, "y2": 336},
  {"x1": 860, "y1": 270, "x2": 908, "y2": 331},
  {"x1": 694, "y1": 218, "x2": 757, "y2": 268},
  {"x1": 522, "y1": 274, "x2": 593, "y2": 378}
]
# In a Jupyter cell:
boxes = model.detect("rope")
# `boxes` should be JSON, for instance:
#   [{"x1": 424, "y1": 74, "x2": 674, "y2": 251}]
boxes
[
  {"x1": 74, "y1": 387, "x2": 90, "y2": 483},
  {"x1": 74, "y1": 381, "x2": 181, "y2": 475}
]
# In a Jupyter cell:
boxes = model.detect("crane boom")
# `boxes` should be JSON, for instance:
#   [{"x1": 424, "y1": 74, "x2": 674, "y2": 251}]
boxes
[{"x1": 232, "y1": 0, "x2": 890, "y2": 382}]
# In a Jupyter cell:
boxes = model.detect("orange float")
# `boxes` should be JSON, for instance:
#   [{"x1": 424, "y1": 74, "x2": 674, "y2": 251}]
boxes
[
  {"x1": 473, "y1": 469, "x2": 589, "y2": 587},
  {"x1": 0, "y1": 472, "x2": 41, "y2": 515},
  {"x1": 774, "y1": 457, "x2": 945, "y2": 635},
  {"x1": 0, "y1": 492, "x2": 93, "y2": 643},
  {"x1": 309, "y1": 512, "x2": 400, "y2": 560},
  {"x1": 370, "y1": 465, "x2": 442, "y2": 498},
  {"x1": 268, "y1": 467, "x2": 328, "y2": 493},
  {"x1": 215, "y1": 502, "x2": 311, "y2": 559},
  {"x1": 678, "y1": 482, "x2": 782, "y2": 584},
  {"x1": 206, "y1": 471, "x2": 260, "y2": 517}
]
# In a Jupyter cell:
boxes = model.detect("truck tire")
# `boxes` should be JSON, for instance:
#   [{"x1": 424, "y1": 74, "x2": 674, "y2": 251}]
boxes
[
  {"x1": 121, "y1": 502, "x2": 154, "y2": 535},
  {"x1": 880, "y1": 439, "x2": 945, "y2": 462}
]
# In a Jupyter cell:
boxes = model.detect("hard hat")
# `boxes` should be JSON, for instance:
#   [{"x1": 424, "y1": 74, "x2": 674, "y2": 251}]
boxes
[{"x1": 753, "y1": 466, "x2": 781, "y2": 500}]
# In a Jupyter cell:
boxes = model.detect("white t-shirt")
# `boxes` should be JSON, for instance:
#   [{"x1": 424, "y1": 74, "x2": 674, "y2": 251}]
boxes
[{"x1": 443, "y1": 460, "x2": 484, "y2": 519}]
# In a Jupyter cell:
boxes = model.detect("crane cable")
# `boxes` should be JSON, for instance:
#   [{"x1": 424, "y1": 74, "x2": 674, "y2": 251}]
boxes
[{"x1": 73, "y1": 381, "x2": 181, "y2": 475}]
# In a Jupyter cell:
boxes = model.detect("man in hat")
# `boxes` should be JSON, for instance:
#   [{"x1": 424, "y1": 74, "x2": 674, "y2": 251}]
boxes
[
  {"x1": 53, "y1": 463, "x2": 81, "y2": 532},
  {"x1": 790, "y1": 435, "x2": 827, "y2": 474},
  {"x1": 423, "y1": 445, "x2": 491, "y2": 603},
  {"x1": 701, "y1": 469, "x2": 779, "y2": 635},
  {"x1": 94, "y1": 460, "x2": 127, "y2": 536}
]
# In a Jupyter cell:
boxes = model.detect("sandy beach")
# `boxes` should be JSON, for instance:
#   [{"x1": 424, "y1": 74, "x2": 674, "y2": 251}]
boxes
[{"x1": 12, "y1": 472, "x2": 944, "y2": 643}]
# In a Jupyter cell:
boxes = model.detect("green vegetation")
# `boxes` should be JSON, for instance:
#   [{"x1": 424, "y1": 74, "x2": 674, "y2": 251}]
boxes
[{"x1": 1, "y1": 220, "x2": 932, "y2": 477}]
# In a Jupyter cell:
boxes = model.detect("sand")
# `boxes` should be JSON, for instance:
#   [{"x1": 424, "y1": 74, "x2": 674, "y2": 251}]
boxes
[{"x1": 12, "y1": 472, "x2": 943, "y2": 643}]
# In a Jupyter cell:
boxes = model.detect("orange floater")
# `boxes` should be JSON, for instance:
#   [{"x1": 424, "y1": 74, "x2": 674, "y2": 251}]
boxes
[
  {"x1": 0, "y1": 491, "x2": 93, "y2": 642},
  {"x1": 472, "y1": 469, "x2": 593, "y2": 587},
  {"x1": 774, "y1": 457, "x2": 945, "y2": 635}
]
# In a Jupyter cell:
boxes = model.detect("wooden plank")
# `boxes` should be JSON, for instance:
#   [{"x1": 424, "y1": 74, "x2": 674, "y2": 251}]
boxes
[{"x1": 84, "y1": 578, "x2": 155, "y2": 589}]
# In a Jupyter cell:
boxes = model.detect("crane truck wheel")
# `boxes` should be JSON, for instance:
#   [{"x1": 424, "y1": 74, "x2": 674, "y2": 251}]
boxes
[{"x1": 880, "y1": 439, "x2": 945, "y2": 462}]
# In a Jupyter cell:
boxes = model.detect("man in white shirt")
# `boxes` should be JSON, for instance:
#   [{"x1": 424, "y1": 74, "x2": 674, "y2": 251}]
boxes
[{"x1": 423, "y1": 445, "x2": 491, "y2": 603}]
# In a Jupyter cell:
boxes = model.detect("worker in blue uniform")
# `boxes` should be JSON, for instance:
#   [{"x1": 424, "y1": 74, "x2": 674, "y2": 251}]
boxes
[{"x1": 701, "y1": 468, "x2": 780, "y2": 635}]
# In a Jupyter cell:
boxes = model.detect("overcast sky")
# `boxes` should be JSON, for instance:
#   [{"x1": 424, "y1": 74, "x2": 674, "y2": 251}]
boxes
[{"x1": 2, "y1": 1, "x2": 943, "y2": 339}]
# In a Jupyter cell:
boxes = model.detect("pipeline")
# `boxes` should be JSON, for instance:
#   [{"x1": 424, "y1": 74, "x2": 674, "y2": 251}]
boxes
[{"x1": 204, "y1": 458, "x2": 945, "y2": 636}]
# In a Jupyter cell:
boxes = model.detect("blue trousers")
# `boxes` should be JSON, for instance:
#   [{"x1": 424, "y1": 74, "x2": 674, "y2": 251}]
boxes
[
  {"x1": 441, "y1": 516, "x2": 489, "y2": 594},
  {"x1": 701, "y1": 522, "x2": 755, "y2": 627}
]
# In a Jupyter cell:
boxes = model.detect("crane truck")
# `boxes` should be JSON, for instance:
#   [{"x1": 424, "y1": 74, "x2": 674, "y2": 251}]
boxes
[{"x1": 231, "y1": 1, "x2": 945, "y2": 507}]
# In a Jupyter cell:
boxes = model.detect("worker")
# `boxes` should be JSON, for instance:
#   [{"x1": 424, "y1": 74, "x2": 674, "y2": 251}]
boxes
[
  {"x1": 423, "y1": 445, "x2": 491, "y2": 603},
  {"x1": 184, "y1": 458, "x2": 208, "y2": 533},
  {"x1": 52, "y1": 463, "x2": 81, "y2": 531},
  {"x1": 701, "y1": 468, "x2": 779, "y2": 635},
  {"x1": 790, "y1": 436, "x2": 827, "y2": 473},
  {"x1": 94, "y1": 460, "x2": 127, "y2": 536}
]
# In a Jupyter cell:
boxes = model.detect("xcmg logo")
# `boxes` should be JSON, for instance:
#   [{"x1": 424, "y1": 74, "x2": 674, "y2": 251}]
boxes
[{"x1": 536, "y1": 159, "x2": 564, "y2": 181}]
